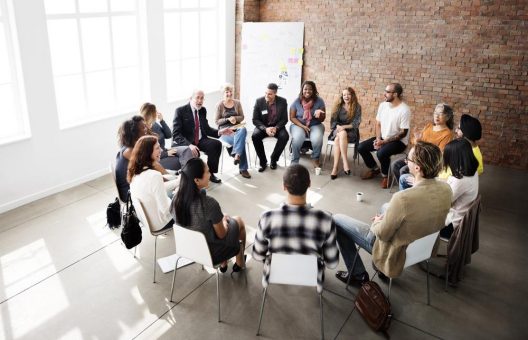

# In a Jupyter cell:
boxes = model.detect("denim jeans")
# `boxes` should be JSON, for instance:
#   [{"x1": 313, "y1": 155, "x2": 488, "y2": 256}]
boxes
[
  {"x1": 290, "y1": 123, "x2": 324, "y2": 163},
  {"x1": 220, "y1": 127, "x2": 248, "y2": 171},
  {"x1": 334, "y1": 214, "x2": 375, "y2": 277},
  {"x1": 333, "y1": 203, "x2": 389, "y2": 277},
  {"x1": 399, "y1": 173, "x2": 414, "y2": 191}
]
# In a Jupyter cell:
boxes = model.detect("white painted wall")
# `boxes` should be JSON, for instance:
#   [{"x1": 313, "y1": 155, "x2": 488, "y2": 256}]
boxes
[{"x1": 0, "y1": 0, "x2": 235, "y2": 213}]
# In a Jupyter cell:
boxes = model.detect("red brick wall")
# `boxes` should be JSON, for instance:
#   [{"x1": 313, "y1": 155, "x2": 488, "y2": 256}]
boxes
[{"x1": 235, "y1": 0, "x2": 528, "y2": 169}]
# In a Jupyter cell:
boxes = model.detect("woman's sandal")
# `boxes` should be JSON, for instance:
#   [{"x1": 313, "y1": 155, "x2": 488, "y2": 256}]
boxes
[{"x1": 344, "y1": 170, "x2": 351, "y2": 176}]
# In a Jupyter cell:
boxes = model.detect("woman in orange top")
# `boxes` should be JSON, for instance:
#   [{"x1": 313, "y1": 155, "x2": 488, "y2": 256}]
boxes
[{"x1": 392, "y1": 103, "x2": 454, "y2": 184}]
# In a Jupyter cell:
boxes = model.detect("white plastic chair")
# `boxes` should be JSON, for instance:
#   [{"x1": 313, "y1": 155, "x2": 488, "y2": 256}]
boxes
[
  {"x1": 219, "y1": 138, "x2": 252, "y2": 173},
  {"x1": 170, "y1": 225, "x2": 223, "y2": 322},
  {"x1": 256, "y1": 253, "x2": 324, "y2": 339},
  {"x1": 131, "y1": 197, "x2": 173, "y2": 283},
  {"x1": 347, "y1": 231, "x2": 440, "y2": 305},
  {"x1": 390, "y1": 231, "x2": 440, "y2": 305},
  {"x1": 322, "y1": 140, "x2": 359, "y2": 173}
]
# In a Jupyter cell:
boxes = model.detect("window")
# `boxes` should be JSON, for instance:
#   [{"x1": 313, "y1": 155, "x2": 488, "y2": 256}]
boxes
[
  {"x1": 164, "y1": 0, "x2": 223, "y2": 102},
  {"x1": 45, "y1": 0, "x2": 146, "y2": 128},
  {"x1": 0, "y1": 0, "x2": 30, "y2": 144}
]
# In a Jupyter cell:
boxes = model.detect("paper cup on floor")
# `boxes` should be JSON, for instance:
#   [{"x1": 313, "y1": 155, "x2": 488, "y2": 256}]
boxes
[
  {"x1": 356, "y1": 192, "x2": 364, "y2": 202},
  {"x1": 315, "y1": 167, "x2": 321, "y2": 176}
]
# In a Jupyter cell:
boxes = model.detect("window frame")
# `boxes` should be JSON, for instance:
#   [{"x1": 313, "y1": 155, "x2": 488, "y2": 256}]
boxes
[
  {"x1": 45, "y1": 0, "x2": 148, "y2": 130},
  {"x1": 0, "y1": 0, "x2": 31, "y2": 145}
]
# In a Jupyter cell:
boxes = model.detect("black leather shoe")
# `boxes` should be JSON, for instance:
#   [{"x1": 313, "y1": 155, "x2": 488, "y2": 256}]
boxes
[
  {"x1": 258, "y1": 164, "x2": 267, "y2": 172},
  {"x1": 270, "y1": 161, "x2": 277, "y2": 170},
  {"x1": 331, "y1": 174, "x2": 337, "y2": 180},
  {"x1": 210, "y1": 174, "x2": 222, "y2": 183},
  {"x1": 335, "y1": 270, "x2": 369, "y2": 286}
]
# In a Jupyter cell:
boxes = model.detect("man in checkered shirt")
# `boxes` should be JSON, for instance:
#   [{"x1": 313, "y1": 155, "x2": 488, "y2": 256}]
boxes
[{"x1": 252, "y1": 164, "x2": 339, "y2": 293}]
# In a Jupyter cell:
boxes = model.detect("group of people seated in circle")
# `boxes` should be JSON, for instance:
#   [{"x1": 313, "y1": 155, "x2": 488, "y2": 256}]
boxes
[{"x1": 112, "y1": 79, "x2": 484, "y2": 286}]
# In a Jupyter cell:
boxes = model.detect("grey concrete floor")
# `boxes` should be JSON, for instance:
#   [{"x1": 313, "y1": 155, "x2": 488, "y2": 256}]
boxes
[{"x1": 0, "y1": 148, "x2": 527, "y2": 340}]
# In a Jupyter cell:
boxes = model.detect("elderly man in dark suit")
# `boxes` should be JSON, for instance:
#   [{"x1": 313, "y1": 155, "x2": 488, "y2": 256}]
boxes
[
  {"x1": 172, "y1": 90, "x2": 225, "y2": 183},
  {"x1": 252, "y1": 83, "x2": 290, "y2": 172}
]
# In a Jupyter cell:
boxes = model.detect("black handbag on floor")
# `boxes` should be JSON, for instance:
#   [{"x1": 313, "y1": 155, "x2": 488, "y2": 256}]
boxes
[
  {"x1": 120, "y1": 193, "x2": 142, "y2": 249},
  {"x1": 106, "y1": 197, "x2": 121, "y2": 229}
]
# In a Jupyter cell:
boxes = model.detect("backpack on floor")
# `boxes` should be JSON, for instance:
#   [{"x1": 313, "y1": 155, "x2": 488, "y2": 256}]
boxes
[{"x1": 106, "y1": 197, "x2": 121, "y2": 229}]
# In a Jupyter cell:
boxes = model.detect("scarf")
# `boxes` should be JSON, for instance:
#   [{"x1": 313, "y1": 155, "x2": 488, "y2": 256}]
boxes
[{"x1": 302, "y1": 99, "x2": 314, "y2": 125}]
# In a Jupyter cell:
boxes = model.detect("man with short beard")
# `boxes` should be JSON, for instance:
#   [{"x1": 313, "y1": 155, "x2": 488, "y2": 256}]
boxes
[{"x1": 358, "y1": 83, "x2": 411, "y2": 188}]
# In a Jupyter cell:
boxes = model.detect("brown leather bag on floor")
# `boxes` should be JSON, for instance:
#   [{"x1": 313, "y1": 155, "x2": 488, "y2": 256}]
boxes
[{"x1": 355, "y1": 281, "x2": 392, "y2": 332}]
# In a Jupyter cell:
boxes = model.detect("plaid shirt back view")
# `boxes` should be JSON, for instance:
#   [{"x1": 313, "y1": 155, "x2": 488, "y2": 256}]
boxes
[{"x1": 252, "y1": 203, "x2": 339, "y2": 293}]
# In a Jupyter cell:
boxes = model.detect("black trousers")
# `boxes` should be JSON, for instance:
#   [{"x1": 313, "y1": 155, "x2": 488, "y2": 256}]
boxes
[
  {"x1": 197, "y1": 137, "x2": 222, "y2": 174},
  {"x1": 358, "y1": 137, "x2": 406, "y2": 175},
  {"x1": 251, "y1": 128, "x2": 289, "y2": 166}
]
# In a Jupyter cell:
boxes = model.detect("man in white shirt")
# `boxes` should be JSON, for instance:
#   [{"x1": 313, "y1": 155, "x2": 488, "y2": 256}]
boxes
[{"x1": 358, "y1": 83, "x2": 411, "y2": 188}]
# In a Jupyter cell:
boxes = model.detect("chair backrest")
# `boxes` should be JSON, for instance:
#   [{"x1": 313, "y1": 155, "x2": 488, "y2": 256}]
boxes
[
  {"x1": 131, "y1": 197, "x2": 155, "y2": 234},
  {"x1": 404, "y1": 231, "x2": 440, "y2": 268},
  {"x1": 173, "y1": 224, "x2": 214, "y2": 268},
  {"x1": 268, "y1": 253, "x2": 318, "y2": 287},
  {"x1": 109, "y1": 160, "x2": 123, "y2": 203}
]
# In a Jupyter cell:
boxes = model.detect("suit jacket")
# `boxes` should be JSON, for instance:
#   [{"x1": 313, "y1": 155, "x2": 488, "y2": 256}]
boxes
[
  {"x1": 252, "y1": 96, "x2": 288, "y2": 131},
  {"x1": 172, "y1": 103, "x2": 218, "y2": 146},
  {"x1": 370, "y1": 178, "x2": 452, "y2": 278}
]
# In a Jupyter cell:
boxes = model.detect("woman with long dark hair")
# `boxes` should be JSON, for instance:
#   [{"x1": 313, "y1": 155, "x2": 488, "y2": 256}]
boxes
[
  {"x1": 289, "y1": 80, "x2": 326, "y2": 166},
  {"x1": 115, "y1": 115, "x2": 148, "y2": 201},
  {"x1": 171, "y1": 158, "x2": 247, "y2": 272},
  {"x1": 128, "y1": 135, "x2": 173, "y2": 231},
  {"x1": 440, "y1": 138, "x2": 479, "y2": 238},
  {"x1": 329, "y1": 87, "x2": 362, "y2": 179}
]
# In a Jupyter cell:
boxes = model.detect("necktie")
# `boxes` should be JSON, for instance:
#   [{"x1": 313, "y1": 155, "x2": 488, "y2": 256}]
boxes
[{"x1": 193, "y1": 109, "x2": 199, "y2": 145}]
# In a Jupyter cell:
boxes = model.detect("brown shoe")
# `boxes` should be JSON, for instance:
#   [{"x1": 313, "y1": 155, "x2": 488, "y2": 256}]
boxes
[
  {"x1": 312, "y1": 159, "x2": 321, "y2": 168},
  {"x1": 361, "y1": 168, "x2": 380, "y2": 180},
  {"x1": 239, "y1": 170, "x2": 251, "y2": 179},
  {"x1": 381, "y1": 177, "x2": 389, "y2": 189}
]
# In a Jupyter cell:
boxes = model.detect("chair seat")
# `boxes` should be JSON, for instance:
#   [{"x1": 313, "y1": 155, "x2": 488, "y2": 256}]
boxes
[{"x1": 151, "y1": 222, "x2": 174, "y2": 236}]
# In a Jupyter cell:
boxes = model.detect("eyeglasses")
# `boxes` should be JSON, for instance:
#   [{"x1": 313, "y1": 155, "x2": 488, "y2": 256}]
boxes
[{"x1": 405, "y1": 157, "x2": 415, "y2": 164}]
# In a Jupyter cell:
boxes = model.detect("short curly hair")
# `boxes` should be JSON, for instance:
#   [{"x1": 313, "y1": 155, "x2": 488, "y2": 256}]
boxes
[{"x1": 117, "y1": 115, "x2": 145, "y2": 148}]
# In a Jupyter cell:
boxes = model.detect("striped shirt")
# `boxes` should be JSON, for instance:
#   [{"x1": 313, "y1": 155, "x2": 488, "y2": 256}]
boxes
[{"x1": 252, "y1": 203, "x2": 339, "y2": 293}]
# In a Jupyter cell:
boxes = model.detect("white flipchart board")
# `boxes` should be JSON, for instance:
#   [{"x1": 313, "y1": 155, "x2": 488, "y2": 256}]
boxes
[{"x1": 240, "y1": 22, "x2": 304, "y2": 130}]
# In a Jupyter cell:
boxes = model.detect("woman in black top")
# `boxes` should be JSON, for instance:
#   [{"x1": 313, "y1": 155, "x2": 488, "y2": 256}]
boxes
[
  {"x1": 171, "y1": 158, "x2": 247, "y2": 272},
  {"x1": 329, "y1": 87, "x2": 362, "y2": 179}
]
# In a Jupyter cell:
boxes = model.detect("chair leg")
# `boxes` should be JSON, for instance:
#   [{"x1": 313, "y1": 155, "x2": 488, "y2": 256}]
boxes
[
  {"x1": 322, "y1": 144, "x2": 329, "y2": 169},
  {"x1": 256, "y1": 287, "x2": 268, "y2": 336},
  {"x1": 319, "y1": 293, "x2": 325, "y2": 340},
  {"x1": 388, "y1": 278, "x2": 392, "y2": 301},
  {"x1": 153, "y1": 236, "x2": 158, "y2": 283},
  {"x1": 389, "y1": 175, "x2": 397, "y2": 193},
  {"x1": 170, "y1": 257, "x2": 181, "y2": 302},
  {"x1": 216, "y1": 269, "x2": 221, "y2": 322},
  {"x1": 283, "y1": 148, "x2": 287, "y2": 167},
  {"x1": 426, "y1": 260, "x2": 431, "y2": 305},
  {"x1": 345, "y1": 246, "x2": 360, "y2": 291},
  {"x1": 445, "y1": 262, "x2": 449, "y2": 291},
  {"x1": 246, "y1": 141, "x2": 252, "y2": 169},
  {"x1": 220, "y1": 147, "x2": 224, "y2": 174}
]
